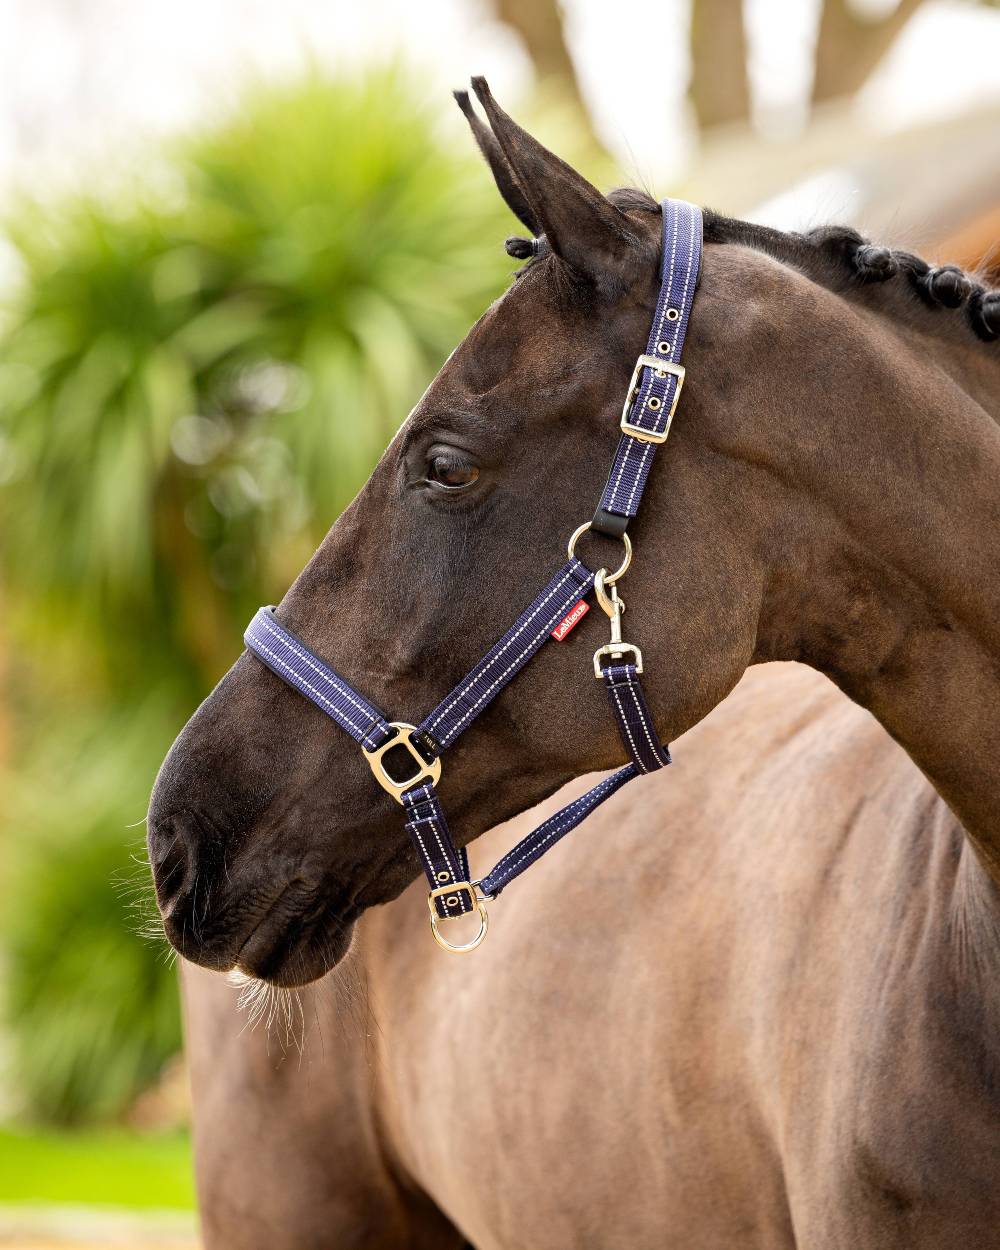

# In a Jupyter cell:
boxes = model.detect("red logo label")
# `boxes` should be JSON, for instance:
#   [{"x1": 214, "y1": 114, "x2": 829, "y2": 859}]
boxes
[{"x1": 551, "y1": 600, "x2": 590, "y2": 641}]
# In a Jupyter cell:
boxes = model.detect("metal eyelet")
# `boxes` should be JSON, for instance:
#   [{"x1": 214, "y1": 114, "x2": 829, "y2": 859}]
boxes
[
  {"x1": 665, "y1": 308, "x2": 680, "y2": 321},
  {"x1": 647, "y1": 397, "x2": 661, "y2": 411},
  {"x1": 657, "y1": 340, "x2": 672, "y2": 353}
]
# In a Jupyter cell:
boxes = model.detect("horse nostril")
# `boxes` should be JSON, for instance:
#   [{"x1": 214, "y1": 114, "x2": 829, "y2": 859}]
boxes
[{"x1": 147, "y1": 817, "x2": 194, "y2": 912}]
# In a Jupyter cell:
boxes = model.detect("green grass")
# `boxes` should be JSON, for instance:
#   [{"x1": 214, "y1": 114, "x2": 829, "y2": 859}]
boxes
[{"x1": 0, "y1": 1128, "x2": 195, "y2": 1209}]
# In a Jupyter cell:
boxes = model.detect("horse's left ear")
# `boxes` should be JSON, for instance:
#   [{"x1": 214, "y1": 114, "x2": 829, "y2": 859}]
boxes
[
  {"x1": 454, "y1": 89, "x2": 541, "y2": 237},
  {"x1": 469, "y1": 76, "x2": 650, "y2": 297}
]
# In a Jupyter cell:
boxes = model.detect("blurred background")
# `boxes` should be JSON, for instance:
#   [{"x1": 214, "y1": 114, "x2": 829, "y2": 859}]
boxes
[{"x1": 0, "y1": 0, "x2": 997, "y2": 1244}]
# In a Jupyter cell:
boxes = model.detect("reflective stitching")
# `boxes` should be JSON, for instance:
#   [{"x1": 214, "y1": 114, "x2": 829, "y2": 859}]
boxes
[
  {"x1": 427, "y1": 565, "x2": 591, "y2": 744},
  {"x1": 609, "y1": 680, "x2": 647, "y2": 773},
  {"x1": 244, "y1": 636, "x2": 370, "y2": 741},
  {"x1": 253, "y1": 614, "x2": 384, "y2": 737},
  {"x1": 489, "y1": 774, "x2": 619, "y2": 877},
  {"x1": 620, "y1": 208, "x2": 696, "y2": 511},
  {"x1": 423, "y1": 807, "x2": 468, "y2": 913},
  {"x1": 488, "y1": 775, "x2": 622, "y2": 883},
  {"x1": 607, "y1": 202, "x2": 701, "y2": 518},
  {"x1": 635, "y1": 205, "x2": 681, "y2": 432},
  {"x1": 425, "y1": 565, "x2": 580, "y2": 733},
  {"x1": 403, "y1": 787, "x2": 467, "y2": 915},
  {"x1": 621, "y1": 441, "x2": 653, "y2": 517},
  {"x1": 625, "y1": 674, "x2": 663, "y2": 767}
]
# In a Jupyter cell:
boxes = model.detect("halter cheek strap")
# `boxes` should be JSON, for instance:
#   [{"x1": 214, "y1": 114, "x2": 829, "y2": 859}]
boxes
[
  {"x1": 243, "y1": 199, "x2": 703, "y2": 952},
  {"x1": 593, "y1": 197, "x2": 702, "y2": 536}
]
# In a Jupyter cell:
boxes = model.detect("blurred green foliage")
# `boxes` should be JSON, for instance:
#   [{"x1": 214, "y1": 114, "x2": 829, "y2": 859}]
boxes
[
  {"x1": 0, "y1": 69, "x2": 512, "y2": 1123},
  {"x1": 0, "y1": 1127, "x2": 194, "y2": 1208}
]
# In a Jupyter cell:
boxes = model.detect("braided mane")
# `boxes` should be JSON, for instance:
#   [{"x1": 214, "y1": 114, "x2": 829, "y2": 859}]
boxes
[
  {"x1": 507, "y1": 188, "x2": 1000, "y2": 344},
  {"x1": 700, "y1": 208, "x2": 1000, "y2": 345}
]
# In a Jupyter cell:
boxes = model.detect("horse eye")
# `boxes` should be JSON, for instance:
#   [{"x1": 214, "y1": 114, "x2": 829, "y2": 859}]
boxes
[{"x1": 427, "y1": 454, "x2": 480, "y2": 491}]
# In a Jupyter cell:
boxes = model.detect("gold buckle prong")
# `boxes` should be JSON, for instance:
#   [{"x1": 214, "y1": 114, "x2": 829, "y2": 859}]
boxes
[
  {"x1": 620, "y1": 355, "x2": 685, "y2": 444},
  {"x1": 427, "y1": 882, "x2": 490, "y2": 954},
  {"x1": 362, "y1": 722, "x2": 441, "y2": 805}
]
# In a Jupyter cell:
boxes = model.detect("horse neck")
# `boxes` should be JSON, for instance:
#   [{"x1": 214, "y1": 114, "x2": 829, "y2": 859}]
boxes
[{"x1": 759, "y1": 303, "x2": 1000, "y2": 885}]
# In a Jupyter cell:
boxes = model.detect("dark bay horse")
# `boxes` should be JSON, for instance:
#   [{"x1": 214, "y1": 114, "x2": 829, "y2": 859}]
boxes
[{"x1": 150, "y1": 80, "x2": 1000, "y2": 1246}]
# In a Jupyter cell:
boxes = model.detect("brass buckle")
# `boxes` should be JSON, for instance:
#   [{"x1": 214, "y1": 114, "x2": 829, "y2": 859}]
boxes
[
  {"x1": 362, "y1": 722, "x2": 441, "y2": 805},
  {"x1": 427, "y1": 882, "x2": 490, "y2": 954},
  {"x1": 620, "y1": 355, "x2": 685, "y2": 444}
]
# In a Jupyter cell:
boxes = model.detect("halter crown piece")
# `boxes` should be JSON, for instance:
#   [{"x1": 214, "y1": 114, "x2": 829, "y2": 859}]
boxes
[{"x1": 244, "y1": 201, "x2": 703, "y2": 952}]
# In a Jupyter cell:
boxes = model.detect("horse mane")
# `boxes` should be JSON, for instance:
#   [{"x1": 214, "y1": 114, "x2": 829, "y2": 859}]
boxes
[{"x1": 509, "y1": 187, "x2": 1000, "y2": 345}]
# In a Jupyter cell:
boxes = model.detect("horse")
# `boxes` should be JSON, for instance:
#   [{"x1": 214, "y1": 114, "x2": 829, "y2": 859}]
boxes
[{"x1": 150, "y1": 78, "x2": 1000, "y2": 1247}]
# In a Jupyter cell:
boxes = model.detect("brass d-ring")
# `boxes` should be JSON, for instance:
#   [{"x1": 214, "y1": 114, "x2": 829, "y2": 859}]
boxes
[
  {"x1": 427, "y1": 886, "x2": 490, "y2": 954},
  {"x1": 567, "y1": 522, "x2": 632, "y2": 584}
]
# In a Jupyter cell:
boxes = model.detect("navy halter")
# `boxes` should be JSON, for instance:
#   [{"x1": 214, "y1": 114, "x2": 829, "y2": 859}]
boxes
[{"x1": 244, "y1": 200, "x2": 703, "y2": 952}]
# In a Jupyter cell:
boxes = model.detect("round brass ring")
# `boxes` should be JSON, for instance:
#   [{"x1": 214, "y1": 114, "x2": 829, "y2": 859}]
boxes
[
  {"x1": 428, "y1": 900, "x2": 489, "y2": 954},
  {"x1": 567, "y1": 522, "x2": 632, "y2": 584}
]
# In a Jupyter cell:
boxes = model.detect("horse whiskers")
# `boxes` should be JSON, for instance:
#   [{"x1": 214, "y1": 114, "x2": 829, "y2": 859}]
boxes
[
  {"x1": 228, "y1": 970, "x2": 307, "y2": 1057},
  {"x1": 112, "y1": 861, "x2": 176, "y2": 965}
]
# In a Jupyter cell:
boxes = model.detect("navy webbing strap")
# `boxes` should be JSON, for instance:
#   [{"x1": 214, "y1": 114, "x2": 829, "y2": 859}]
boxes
[
  {"x1": 594, "y1": 199, "x2": 702, "y2": 533},
  {"x1": 602, "y1": 663, "x2": 671, "y2": 773},
  {"x1": 419, "y1": 559, "x2": 594, "y2": 751},
  {"x1": 244, "y1": 608, "x2": 394, "y2": 751}
]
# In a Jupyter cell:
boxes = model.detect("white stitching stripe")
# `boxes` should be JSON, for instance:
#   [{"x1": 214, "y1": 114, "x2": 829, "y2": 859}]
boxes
[
  {"x1": 254, "y1": 614, "x2": 383, "y2": 735},
  {"x1": 426, "y1": 565, "x2": 590, "y2": 742},
  {"x1": 437, "y1": 596, "x2": 582, "y2": 740},
  {"x1": 625, "y1": 675, "x2": 662, "y2": 766},
  {"x1": 423, "y1": 809, "x2": 468, "y2": 912},
  {"x1": 244, "y1": 636, "x2": 370, "y2": 740},
  {"x1": 489, "y1": 774, "x2": 620, "y2": 876},
  {"x1": 490, "y1": 775, "x2": 623, "y2": 881},
  {"x1": 425, "y1": 565, "x2": 579, "y2": 733},
  {"x1": 608, "y1": 202, "x2": 701, "y2": 518},
  {"x1": 403, "y1": 788, "x2": 468, "y2": 915},
  {"x1": 609, "y1": 681, "x2": 648, "y2": 773},
  {"x1": 637, "y1": 204, "x2": 682, "y2": 429},
  {"x1": 622, "y1": 440, "x2": 653, "y2": 517}
]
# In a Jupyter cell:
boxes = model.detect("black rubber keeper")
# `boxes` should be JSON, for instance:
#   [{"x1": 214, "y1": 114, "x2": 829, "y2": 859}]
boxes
[{"x1": 589, "y1": 507, "x2": 630, "y2": 540}]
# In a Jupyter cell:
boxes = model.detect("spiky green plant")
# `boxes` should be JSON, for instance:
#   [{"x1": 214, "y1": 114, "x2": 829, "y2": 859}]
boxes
[
  {"x1": 0, "y1": 68, "x2": 514, "y2": 1123},
  {"x1": 1, "y1": 68, "x2": 512, "y2": 693}
]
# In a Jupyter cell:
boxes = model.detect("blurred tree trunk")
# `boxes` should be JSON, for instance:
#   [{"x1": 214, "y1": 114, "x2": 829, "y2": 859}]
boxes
[
  {"x1": 0, "y1": 633, "x2": 7, "y2": 769},
  {"x1": 812, "y1": 0, "x2": 924, "y2": 105},
  {"x1": 690, "y1": 0, "x2": 752, "y2": 130},
  {"x1": 493, "y1": 0, "x2": 609, "y2": 155}
]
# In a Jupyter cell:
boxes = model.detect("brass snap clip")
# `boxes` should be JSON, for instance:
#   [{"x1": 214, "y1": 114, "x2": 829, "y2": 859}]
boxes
[{"x1": 592, "y1": 568, "x2": 643, "y2": 679}]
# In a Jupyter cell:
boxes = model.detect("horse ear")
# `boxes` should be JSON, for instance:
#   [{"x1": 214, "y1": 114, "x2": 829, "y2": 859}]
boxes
[
  {"x1": 469, "y1": 76, "x2": 646, "y2": 295},
  {"x1": 454, "y1": 90, "x2": 541, "y2": 237}
]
